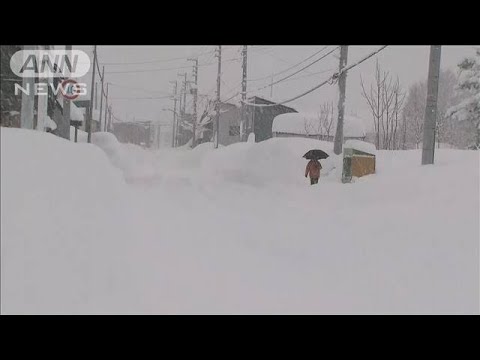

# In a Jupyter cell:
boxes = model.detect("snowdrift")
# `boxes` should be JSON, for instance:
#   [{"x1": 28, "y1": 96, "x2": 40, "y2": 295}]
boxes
[
  {"x1": 199, "y1": 137, "x2": 337, "y2": 187},
  {"x1": 1, "y1": 128, "x2": 138, "y2": 314},
  {"x1": 1, "y1": 128, "x2": 479, "y2": 314}
]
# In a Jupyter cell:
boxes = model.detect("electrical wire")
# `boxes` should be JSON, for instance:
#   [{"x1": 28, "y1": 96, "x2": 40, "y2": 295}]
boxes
[{"x1": 242, "y1": 46, "x2": 388, "y2": 108}]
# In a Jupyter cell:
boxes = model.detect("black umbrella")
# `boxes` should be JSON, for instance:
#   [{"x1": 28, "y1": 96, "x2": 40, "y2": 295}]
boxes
[{"x1": 303, "y1": 149, "x2": 329, "y2": 160}]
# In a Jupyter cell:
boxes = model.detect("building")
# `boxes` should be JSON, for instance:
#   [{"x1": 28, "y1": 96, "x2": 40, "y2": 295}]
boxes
[
  {"x1": 272, "y1": 112, "x2": 367, "y2": 142},
  {"x1": 197, "y1": 96, "x2": 297, "y2": 146},
  {"x1": 1, "y1": 45, "x2": 23, "y2": 128},
  {"x1": 73, "y1": 100, "x2": 101, "y2": 132},
  {"x1": 112, "y1": 121, "x2": 151, "y2": 147},
  {"x1": 244, "y1": 96, "x2": 297, "y2": 142}
]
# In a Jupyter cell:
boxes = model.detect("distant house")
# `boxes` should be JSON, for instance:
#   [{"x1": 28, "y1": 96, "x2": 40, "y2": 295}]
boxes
[
  {"x1": 197, "y1": 96, "x2": 297, "y2": 146},
  {"x1": 73, "y1": 100, "x2": 102, "y2": 132},
  {"x1": 244, "y1": 96, "x2": 297, "y2": 142},
  {"x1": 272, "y1": 112, "x2": 367, "y2": 142},
  {"x1": 197, "y1": 102, "x2": 241, "y2": 146},
  {"x1": 112, "y1": 121, "x2": 151, "y2": 147}
]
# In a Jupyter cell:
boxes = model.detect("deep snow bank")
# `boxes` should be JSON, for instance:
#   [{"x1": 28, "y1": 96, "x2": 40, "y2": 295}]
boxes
[
  {"x1": 2, "y1": 129, "x2": 479, "y2": 314},
  {"x1": 0, "y1": 128, "x2": 138, "y2": 314}
]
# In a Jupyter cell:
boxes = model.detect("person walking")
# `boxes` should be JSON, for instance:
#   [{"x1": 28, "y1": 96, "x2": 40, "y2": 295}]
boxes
[{"x1": 305, "y1": 159, "x2": 321, "y2": 185}]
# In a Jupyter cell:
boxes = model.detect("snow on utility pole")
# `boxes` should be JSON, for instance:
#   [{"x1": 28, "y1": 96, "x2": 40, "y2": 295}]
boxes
[
  {"x1": 188, "y1": 58, "x2": 198, "y2": 147},
  {"x1": 214, "y1": 45, "x2": 222, "y2": 149},
  {"x1": 170, "y1": 80, "x2": 178, "y2": 147},
  {"x1": 20, "y1": 45, "x2": 35, "y2": 129},
  {"x1": 240, "y1": 45, "x2": 248, "y2": 142},
  {"x1": 421, "y1": 45, "x2": 442, "y2": 165},
  {"x1": 334, "y1": 45, "x2": 348, "y2": 155},
  {"x1": 98, "y1": 65, "x2": 104, "y2": 132},
  {"x1": 87, "y1": 45, "x2": 97, "y2": 143}
]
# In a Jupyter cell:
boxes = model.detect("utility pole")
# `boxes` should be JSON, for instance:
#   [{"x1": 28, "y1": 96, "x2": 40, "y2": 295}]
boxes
[
  {"x1": 20, "y1": 45, "x2": 35, "y2": 129},
  {"x1": 170, "y1": 80, "x2": 178, "y2": 147},
  {"x1": 177, "y1": 72, "x2": 187, "y2": 146},
  {"x1": 103, "y1": 83, "x2": 109, "y2": 131},
  {"x1": 98, "y1": 66, "x2": 104, "y2": 132},
  {"x1": 36, "y1": 45, "x2": 50, "y2": 132},
  {"x1": 422, "y1": 45, "x2": 442, "y2": 165},
  {"x1": 107, "y1": 106, "x2": 112, "y2": 132},
  {"x1": 214, "y1": 45, "x2": 222, "y2": 149},
  {"x1": 333, "y1": 45, "x2": 348, "y2": 155},
  {"x1": 57, "y1": 44, "x2": 72, "y2": 139},
  {"x1": 87, "y1": 45, "x2": 97, "y2": 143},
  {"x1": 188, "y1": 58, "x2": 198, "y2": 147},
  {"x1": 240, "y1": 45, "x2": 248, "y2": 141},
  {"x1": 95, "y1": 82, "x2": 98, "y2": 109}
]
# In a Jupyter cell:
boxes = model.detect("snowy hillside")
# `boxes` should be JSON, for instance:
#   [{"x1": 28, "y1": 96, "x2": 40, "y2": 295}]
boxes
[{"x1": 1, "y1": 128, "x2": 478, "y2": 314}]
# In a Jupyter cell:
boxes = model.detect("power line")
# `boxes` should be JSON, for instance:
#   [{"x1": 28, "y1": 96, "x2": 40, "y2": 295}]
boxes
[
  {"x1": 109, "y1": 95, "x2": 172, "y2": 100},
  {"x1": 108, "y1": 82, "x2": 171, "y2": 95},
  {"x1": 247, "y1": 46, "x2": 332, "y2": 82},
  {"x1": 242, "y1": 46, "x2": 388, "y2": 108},
  {"x1": 98, "y1": 50, "x2": 215, "y2": 66},
  {"x1": 276, "y1": 68, "x2": 335, "y2": 84},
  {"x1": 253, "y1": 47, "x2": 339, "y2": 92},
  {"x1": 104, "y1": 57, "x2": 239, "y2": 74}
]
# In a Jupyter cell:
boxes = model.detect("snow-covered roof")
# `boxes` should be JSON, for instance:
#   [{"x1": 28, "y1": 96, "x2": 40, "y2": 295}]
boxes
[
  {"x1": 344, "y1": 139, "x2": 377, "y2": 154},
  {"x1": 272, "y1": 113, "x2": 366, "y2": 138},
  {"x1": 59, "y1": 97, "x2": 100, "y2": 122}
]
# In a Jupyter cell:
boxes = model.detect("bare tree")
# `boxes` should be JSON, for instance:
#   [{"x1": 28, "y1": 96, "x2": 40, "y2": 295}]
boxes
[
  {"x1": 304, "y1": 118, "x2": 313, "y2": 137},
  {"x1": 403, "y1": 81, "x2": 427, "y2": 148},
  {"x1": 316, "y1": 102, "x2": 335, "y2": 141},
  {"x1": 403, "y1": 69, "x2": 464, "y2": 149},
  {"x1": 361, "y1": 60, "x2": 405, "y2": 149}
]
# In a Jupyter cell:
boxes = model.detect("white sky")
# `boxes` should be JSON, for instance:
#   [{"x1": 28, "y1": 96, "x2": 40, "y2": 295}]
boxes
[{"x1": 71, "y1": 45, "x2": 477, "y2": 132}]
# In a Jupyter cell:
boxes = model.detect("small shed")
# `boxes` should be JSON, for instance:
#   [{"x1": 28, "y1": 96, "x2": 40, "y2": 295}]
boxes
[{"x1": 341, "y1": 140, "x2": 376, "y2": 183}]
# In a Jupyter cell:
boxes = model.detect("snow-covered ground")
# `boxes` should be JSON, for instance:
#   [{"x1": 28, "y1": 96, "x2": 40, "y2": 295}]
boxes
[{"x1": 1, "y1": 128, "x2": 479, "y2": 314}]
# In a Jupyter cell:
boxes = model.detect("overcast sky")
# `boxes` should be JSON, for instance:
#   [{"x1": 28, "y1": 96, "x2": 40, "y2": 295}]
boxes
[{"x1": 72, "y1": 45, "x2": 477, "y2": 133}]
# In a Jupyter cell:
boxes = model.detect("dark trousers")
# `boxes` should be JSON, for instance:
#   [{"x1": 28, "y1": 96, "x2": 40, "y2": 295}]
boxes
[{"x1": 310, "y1": 177, "x2": 319, "y2": 185}]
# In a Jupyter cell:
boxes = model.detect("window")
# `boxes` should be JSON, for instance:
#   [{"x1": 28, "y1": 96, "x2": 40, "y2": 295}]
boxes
[{"x1": 229, "y1": 125, "x2": 240, "y2": 136}]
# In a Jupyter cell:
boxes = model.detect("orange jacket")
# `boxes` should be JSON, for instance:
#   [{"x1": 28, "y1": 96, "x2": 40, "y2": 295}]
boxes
[{"x1": 305, "y1": 159, "x2": 321, "y2": 179}]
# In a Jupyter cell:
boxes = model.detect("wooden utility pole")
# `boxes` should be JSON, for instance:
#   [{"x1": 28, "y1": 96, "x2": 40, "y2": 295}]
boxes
[
  {"x1": 422, "y1": 45, "x2": 442, "y2": 165},
  {"x1": 170, "y1": 80, "x2": 178, "y2": 147},
  {"x1": 107, "y1": 106, "x2": 112, "y2": 132},
  {"x1": 36, "y1": 45, "x2": 50, "y2": 132},
  {"x1": 188, "y1": 58, "x2": 199, "y2": 147},
  {"x1": 20, "y1": 45, "x2": 35, "y2": 129},
  {"x1": 60, "y1": 45, "x2": 72, "y2": 139},
  {"x1": 333, "y1": 45, "x2": 349, "y2": 155},
  {"x1": 98, "y1": 66, "x2": 104, "y2": 132},
  {"x1": 177, "y1": 72, "x2": 187, "y2": 146},
  {"x1": 214, "y1": 45, "x2": 222, "y2": 149},
  {"x1": 103, "y1": 83, "x2": 109, "y2": 131},
  {"x1": 240, "y1": 45, "x2": 248, "y2": 141},
  {"x1": 87, "y1": 45, "x2": 97, "y2": 143}
]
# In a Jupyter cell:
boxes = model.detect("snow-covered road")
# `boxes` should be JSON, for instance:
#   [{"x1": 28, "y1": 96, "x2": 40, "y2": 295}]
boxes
[{"x1": 1, "y1": 129, "x2": 479, "y2": 314}]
